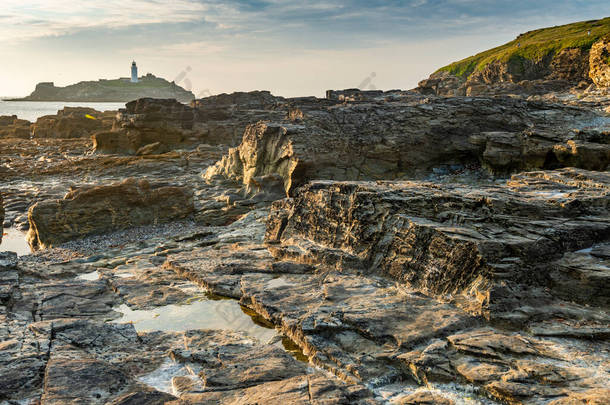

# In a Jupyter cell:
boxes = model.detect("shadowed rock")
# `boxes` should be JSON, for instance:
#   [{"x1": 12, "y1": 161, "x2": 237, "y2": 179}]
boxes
[
  {"x1": 0, "y1": 115, "x2": 31, "y2": 139},
  {"x1": 93, "y1": 93, "x2": 287, "y2": 155}
]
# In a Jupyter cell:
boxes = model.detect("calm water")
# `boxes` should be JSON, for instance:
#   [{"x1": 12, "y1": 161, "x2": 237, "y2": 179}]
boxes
[
  {"x1": 0, "y1": 100, "x2": 125, "y2": 121},
  {"x1": 0, "y1": 228, "x2": 31, "y2": 256},
  {"x1": 112, "y1": 300, "x2": 278, "y2": 343}
]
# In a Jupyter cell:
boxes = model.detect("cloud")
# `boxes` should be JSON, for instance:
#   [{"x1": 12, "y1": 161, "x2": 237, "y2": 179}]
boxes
[
  {"x1": 0, "y1": 0, "x2": 207, "y2": 40},
  {"x1": 3, "y1": 1, "x2": 609, "y2": 50},
  {"x1": 5, "y1": 1, "x2": 607, "y2": 44}
]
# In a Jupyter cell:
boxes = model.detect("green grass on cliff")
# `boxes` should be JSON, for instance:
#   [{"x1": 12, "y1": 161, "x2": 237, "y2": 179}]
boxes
[
  {"x1": 437, "y1": 17, "x2": 610, "y2": 79},
  {"x1": 97, "y1": 78, "x2": 173, "y2": 88}
]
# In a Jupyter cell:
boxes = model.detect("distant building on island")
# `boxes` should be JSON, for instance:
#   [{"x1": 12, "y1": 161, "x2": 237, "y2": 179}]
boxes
[
  {"x1": 10, "y1": 59, "x2": 195, "y2": 102},
  {"x1": 131, "y1": 61, "x2": 138, "y2": 83}
]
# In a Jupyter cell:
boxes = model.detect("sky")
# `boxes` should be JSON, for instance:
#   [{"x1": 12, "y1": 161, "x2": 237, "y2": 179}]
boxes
[{"x1": 1, "y1": 1, "x2": 609, "y2": 98}]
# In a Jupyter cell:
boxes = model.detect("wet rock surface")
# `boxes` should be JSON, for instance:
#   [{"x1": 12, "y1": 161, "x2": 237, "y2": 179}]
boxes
[
  {"x1": 1, "y1": 89, "x2": 609, "y2": 404},
  {"x1": 1, "y1": 213, "x2": 374, "y2": 404}
]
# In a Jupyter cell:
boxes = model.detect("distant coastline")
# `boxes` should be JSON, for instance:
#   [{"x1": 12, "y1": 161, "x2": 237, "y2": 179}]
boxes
[{"x1": 9, "y1": 74, "x2": 195, "y2": 103}]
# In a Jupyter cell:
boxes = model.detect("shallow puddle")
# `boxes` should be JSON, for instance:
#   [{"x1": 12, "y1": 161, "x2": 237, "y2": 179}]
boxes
[
  {"x1": 78, "y1": 270, "x2": 101, "y2": 280},
  {"x1": 533, "y1": 190, "x2": 570, "y2": 199},
  {"x1": 111, "y1": 298, "x2": 278, "y2": 343},
  {"x1": 0, "y1": 228, "x2": 31, "y2": 256},
  {"x1": 266, "y1": 276, "x2": 296, "y2": 289},
  {"x1": 138, "y1": 359, "x2": 192, "y2": 395}
]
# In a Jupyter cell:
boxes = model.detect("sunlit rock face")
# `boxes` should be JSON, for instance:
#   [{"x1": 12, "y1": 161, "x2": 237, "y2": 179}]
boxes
[
  {"x1": 0, "y1": 192, "x2": 3, "y2": 244},
  {"x1": 266, "y1": 168, "x2": 610, "y2": 319},
  {"x1": 589, "y1": 36, "x2": 610, "y2": 88},
  {"x1": 27, "y1": 178, "x2": 194, "y2": 249}
]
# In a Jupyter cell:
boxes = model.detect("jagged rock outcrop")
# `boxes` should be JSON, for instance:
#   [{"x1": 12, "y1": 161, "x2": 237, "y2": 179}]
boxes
[
  {"x1": 93, "y1": 93, "x2": 287, "y2": 154},
  {"x1": 416, "y1": 71, "x2": 467, "y2": 97},
  {"x1": 31, "y1": 107, "x2": 115, "y2": 139},
  {"x1": 167, "y1": 203, "x2": 609, "y2": 405},
  {"x1": 0, "y1": 115, "x2": 31, "y2": 139},
  {"x1": 26, "y1": 178, "x2": 194, "y2": 249},
  {"x1": 2, "y1": 88, "x2": 608, "y2": 403},
  {"x1": 205, "y1": 96, "x2": 608, "y2": 195},
  {"x1": 0, "y1": 193, "x2": 3, "y2": 243},
  {"x1": 589, "y1": 36, "x2": 610, "y2": 87},
  {"x1": 265, "y1": 168, "x2": 610, "y2": 321}
]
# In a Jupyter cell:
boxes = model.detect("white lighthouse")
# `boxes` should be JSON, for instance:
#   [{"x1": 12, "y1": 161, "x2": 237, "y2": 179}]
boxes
[{"x1": 131, "y1": 61, "x2": 138, "y2": 83}]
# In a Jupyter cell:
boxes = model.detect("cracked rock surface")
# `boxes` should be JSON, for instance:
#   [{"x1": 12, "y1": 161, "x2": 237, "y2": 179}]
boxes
[{"x1": 1, "y1": 89, "x2": 609, "y2": 404}]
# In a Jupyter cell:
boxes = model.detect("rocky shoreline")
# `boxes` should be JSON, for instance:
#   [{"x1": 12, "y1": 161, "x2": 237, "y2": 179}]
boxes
[{"x1": 1, "y1": 76, "x2": 609, "y2": 404}]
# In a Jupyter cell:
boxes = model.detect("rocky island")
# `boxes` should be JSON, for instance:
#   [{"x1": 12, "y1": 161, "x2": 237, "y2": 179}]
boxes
[
  {"x1": 0, "y1": 18, "x2": 609, "y2": 405},
  {"x1": 10, "y1": 69, "x2": 195, "y2": 103}
]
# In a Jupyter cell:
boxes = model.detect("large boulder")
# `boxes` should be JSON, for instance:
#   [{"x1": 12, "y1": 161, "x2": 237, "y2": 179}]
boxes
[
  {"x1": 26, "y1": 178, "x2": 194, "y2": 249},
  {"x1": 589, "y1": 36, "x2": 610, "y2": 87},
  {"x1": 0, "y1": 115, "x2": 31, "y2": 139},
  {"x1": 205, "y1": 96, "x2": 608, "y2": 195},
  {"x1": 31, "y1": 107, "x2": 115, "y2": 138}
]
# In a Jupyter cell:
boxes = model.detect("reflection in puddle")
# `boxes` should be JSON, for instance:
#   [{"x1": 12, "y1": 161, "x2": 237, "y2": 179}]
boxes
[
  {"x1": 533, "y1": 190, "x2": 570, "y2": 199},
  {"x1": 0, "y1": 228, "x2": 31, "y2": 256},
  {"x1": 78, "y1": 270, "x2": 100, "y2": 280},
  {"x1": 281, "y1": 336, "x2": 309, "y2": 363},
  {"x1": 138, "y1": 359, "x2": 191, "y2": 395},
  {"x1": 266, "y1": 276, "x2": 295, "y2": 289},
  {"x1": 77, "y1": 269, "x2": 133, "y2": 280},
  {"x1": 111, "y1": 299, "x2": 277, "y2": 342}
]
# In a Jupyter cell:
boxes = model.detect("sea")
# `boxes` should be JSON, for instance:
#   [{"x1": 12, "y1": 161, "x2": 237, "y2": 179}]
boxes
[{"x1": 0, "y1": 99, "x2": 125, "y2": 121}]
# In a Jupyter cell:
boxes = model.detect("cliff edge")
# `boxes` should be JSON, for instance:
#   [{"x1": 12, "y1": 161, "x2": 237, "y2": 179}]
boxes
[{"x1": 416, "y1": 17, "x2": 610, "y2": 97}]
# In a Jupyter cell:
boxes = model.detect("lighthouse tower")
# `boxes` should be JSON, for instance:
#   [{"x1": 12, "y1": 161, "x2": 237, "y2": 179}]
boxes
[{"x1": 130, "y1": 61, "x2": 138, "y2": 83}]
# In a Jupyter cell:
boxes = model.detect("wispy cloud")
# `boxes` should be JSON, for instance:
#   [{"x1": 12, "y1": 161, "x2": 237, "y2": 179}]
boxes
[
  {"x1": 5, "y1": 0, "x2": 608, "y2": 46},
  {"x1": 0, "y1": 0, "x2": 207, "y2": 39}
]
